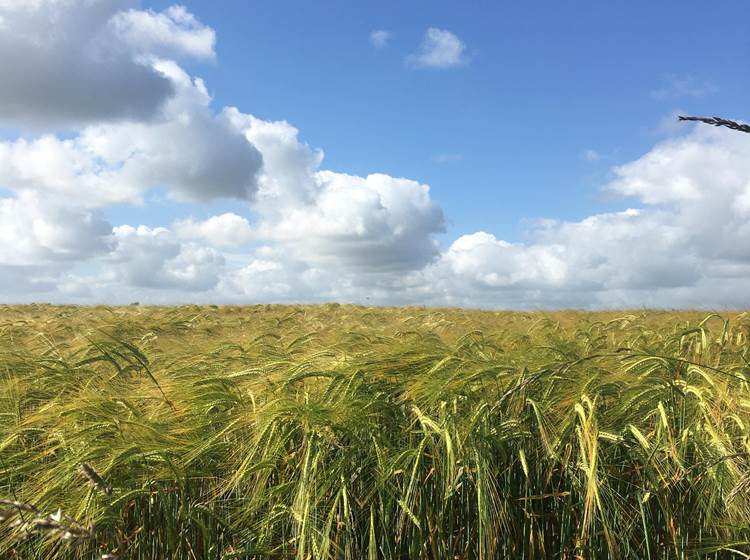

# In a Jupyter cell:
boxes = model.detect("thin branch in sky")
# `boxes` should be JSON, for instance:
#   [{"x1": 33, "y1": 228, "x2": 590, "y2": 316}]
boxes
[{"x1": 678, "y1": 115, "x2": 750, "y2": 133}]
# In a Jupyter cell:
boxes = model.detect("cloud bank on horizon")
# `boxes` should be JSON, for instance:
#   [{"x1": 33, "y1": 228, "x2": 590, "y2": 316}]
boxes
[{"x1": 0, "y1": 0, "x2": 748, "y2": 309}]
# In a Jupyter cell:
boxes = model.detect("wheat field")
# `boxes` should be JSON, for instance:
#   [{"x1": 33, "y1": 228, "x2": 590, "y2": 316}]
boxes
[{"x1": 2, "y1": 304, "x2": 750, "y2": 559}]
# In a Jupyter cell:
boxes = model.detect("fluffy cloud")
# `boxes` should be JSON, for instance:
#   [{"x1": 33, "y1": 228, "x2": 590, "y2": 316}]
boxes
[
  {"x1": 0, "y1": 61, "x2": 262, "y2": 206},
  {"x1": 80, "y1": 62, "x2": 263, "y2": 203},
  {"x1": 107, "y1": 225, "x2": 225, "y2": 291},
  {"x1": 0, "y1": 134, "x2": 141, "y2": 206},
  {"x1": 268, "y1": 171, "x2": 444, "y2": 271},
  {"x1": 440, "y1": 232, "x2": 567, "y2": 289},
  {"x1": 606, "y1": 127, "x2": 750, "y2": 267},
  {"x1": 2, "y1": 0, "x2": 750, "y2": 310},
  {"x1": 583, "y1": 149, "x2": 601, "y2": 162},
  {"x1": 0, "y1": 190, "x2": 114, "y2": 301},
  {"x1": 0, "y1": 192, "x2": 113, "y2": 266},
  {"x1": 413, "y1": 125, "x2": 750, "y2": 308},
  {"x1": 5, "y1": 106, "x2": 750, "y2": 309},
  {"x1": 227, "y1": 110, "x2": 324, "y2": 208},
  {"x1": 228, "y1": 110, "x2": 446, "y2": 272},
  {"x1": 407, "y1": 28, "x2": 469, "y2": 68},
  {"x1": 370, "y1": 30, "x2": 391, "y2": 49},
  {"x1": 108, "y1": 4, "x2": 216, "y2": 60},
  {"x1": 221, "y1": 247, "x2": 307, "y2": 301},
  {"x1": 0, "y1": 0, "x2": 214, "y2": 127},
  {"x1": 218, "y1": 245, "x2": 419, "y2": 304},
  {"x1": 608, "y1": 127, "x2": 750, "y2": 207},
  {"x1": 174, "y1": 213, "x2": 254, "y2": 247}
]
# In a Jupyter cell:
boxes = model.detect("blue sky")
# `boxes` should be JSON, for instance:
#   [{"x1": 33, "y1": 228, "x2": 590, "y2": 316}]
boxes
[
  {"x1": 137, "y1": 0, "x2": 750, "y2": 239},
  {"x1": 1, "y1": 0, "x2": 750, "y2": 307}
]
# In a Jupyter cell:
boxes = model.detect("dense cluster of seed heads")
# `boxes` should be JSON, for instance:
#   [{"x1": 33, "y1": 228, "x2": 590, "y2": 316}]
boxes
[
  {"x1": 2, "y1": 304, "x2": 750, "y2": 559},
  {"x1": 0, "y1": 499, "x2": 91, "y2": 542},
  {"x1": 1, "y1": 463, "x2": 118, "y2": 558}
]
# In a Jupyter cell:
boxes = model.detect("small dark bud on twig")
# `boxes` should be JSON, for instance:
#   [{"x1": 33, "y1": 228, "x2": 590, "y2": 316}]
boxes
[{"x1": 80, "y1": 463, "x2": 112, "y2": 495}]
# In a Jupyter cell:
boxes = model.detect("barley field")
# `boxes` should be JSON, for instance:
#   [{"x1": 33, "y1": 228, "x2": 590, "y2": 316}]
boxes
[{"x1": 2, "y1": 305, "x2": 750, "y2": 559}]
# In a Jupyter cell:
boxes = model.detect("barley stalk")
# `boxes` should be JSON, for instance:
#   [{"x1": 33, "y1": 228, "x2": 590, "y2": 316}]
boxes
[{"x1": 1, "y1": 305, "x2": 750, "y2": 558}]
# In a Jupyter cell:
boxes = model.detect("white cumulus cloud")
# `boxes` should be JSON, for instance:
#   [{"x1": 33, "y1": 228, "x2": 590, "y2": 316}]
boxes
[
  {"x1": 0, "y1": 0, "x2": 215, "y2": 127},
  {"x1": 227, "y1": 110, "x2": 446, "y2": 273},
  {"x1": 107, "y1": 225, "x2": 225, "y2": 291},
  {"x1": 2, "y1": 0, "x2": 750, "y2": 310},
  {"x1": 174, "y1": 213, "x2": 254, "y2": 247},
  {"x1": 407, "y1": 28, "x2": 469, "y2": 68},
  {"x1": 108, "y1": 4, "x2": 216, "y2": 60},
  {"x1": 370, "y1": 30, "x2": 391, "y2": 49},
  {"x1": 0, "y1": 192, "x2": 113, "y2": 266},
  {"x1": 0, "y1": 61, "x2": 262, "y2": 206},
  {"x1": 410, "y1": 124, "x2": 750, "y2": 309}
]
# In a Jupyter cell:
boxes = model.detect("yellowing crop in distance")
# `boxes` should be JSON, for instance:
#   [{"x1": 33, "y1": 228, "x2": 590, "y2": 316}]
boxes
[{"x1": 2, "y1": 304, "x2": 750, "y2": 559}]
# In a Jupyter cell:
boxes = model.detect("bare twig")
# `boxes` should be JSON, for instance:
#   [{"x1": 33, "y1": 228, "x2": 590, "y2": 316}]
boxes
[{"x1": 678, "y1": 115, "x2": 750, "y2": 134}]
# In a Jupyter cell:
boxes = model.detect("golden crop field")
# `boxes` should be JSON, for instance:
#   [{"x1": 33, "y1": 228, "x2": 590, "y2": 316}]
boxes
[{"x1": 2, "y1": 305, "x2": 750, "y2": 559}]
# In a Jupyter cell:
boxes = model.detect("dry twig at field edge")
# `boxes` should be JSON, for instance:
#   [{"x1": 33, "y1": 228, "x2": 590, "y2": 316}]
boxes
[{"x1": 678, "y1": 115, "x2": 750, "y2": 133}]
